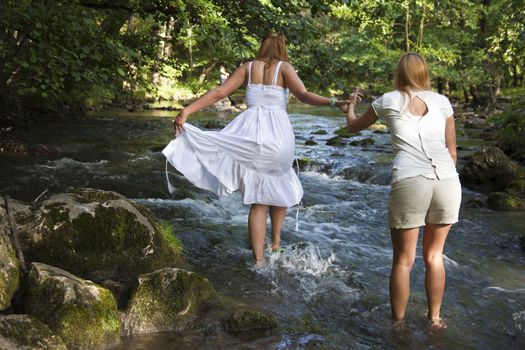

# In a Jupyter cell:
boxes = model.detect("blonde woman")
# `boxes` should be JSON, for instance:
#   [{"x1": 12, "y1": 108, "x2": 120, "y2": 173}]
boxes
[
  {"x1": 163, "y1": 32, "x2": 346, "y2": 266},
  {"x1": 343, "y1": 52, "x2": 461, "y2": 329}
]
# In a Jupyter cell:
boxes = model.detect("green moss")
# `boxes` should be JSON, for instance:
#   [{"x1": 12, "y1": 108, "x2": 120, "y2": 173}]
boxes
[
  {"x1": 125, "y1": 268, "x2": 216, "y2": 334},
  {"x1": 57, "y1": 288, "x2": 120, "y2": 349},
  {"x1": 24, "y1": 193, "x2": 182, "y2": 280},
  {"x1": 26, "y1": 264, "x2": 121, "y2": 349},
  {"x1": 0, "y1": 231, "x2": 19, "y2": 310},
  {"x1": 158, "y1": 221, "x2": 183, "y2": 255},
  {"x1": 0, "y1": 315, "x2": 67, "y2": 350},
  {"x1": 488, "y1": 192, "x2": 525, "y2": 210},
  {"x1": 335, "y1": 126, "x2": 360, "y2": 138},
  {"x1": 75, "y1": 188, "x2": 122, "y2": 203}
]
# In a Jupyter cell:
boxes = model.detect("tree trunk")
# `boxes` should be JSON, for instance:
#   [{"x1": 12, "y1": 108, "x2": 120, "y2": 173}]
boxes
[
  {"x1": 417, "y1": 0, "x2": 426, "y2": 48},
  {"x1": 469, "y1": 83, "x2": 482, "y2": 105},
  {"x1": 187, "y1": 27, "x2": 193, "y2": 79},
  {"x1": 463, "y1": 86, "x2": 470, "y2": 103},
  {"x1": 405, "y1": 1, "x2": 411, "y2": 52}
]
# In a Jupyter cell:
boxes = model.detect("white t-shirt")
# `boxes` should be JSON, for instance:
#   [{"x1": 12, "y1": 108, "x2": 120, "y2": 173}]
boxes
[{"x1": 371, "y1": 90, "x2": 458, "y2": 184}]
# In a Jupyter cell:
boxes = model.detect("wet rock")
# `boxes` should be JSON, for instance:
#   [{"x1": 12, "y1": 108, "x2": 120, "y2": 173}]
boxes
[
  {"x1": 0, "y1": 314, "x2": 67, "y2": 350},
  {"x1": 341, "y1": 166, "x2": 391, "y2": 185},
  {"x1": 17, "y1": 188, "x2": 182, "y2": 281},
  {"x1": 487, "y1": 192, "x2": 525, "y2": 210},
  {"x1": 25, "y1": 262, "x2": 121, "y2": 349},
  {"x1": 350, "y1": 138, "x2": 375, "y2": 146},
  {"x1": 459, "y1": 147, "x2": 525, "y2": 192},
  {"x1": 466, "y1": 197, "x2": 484, "y2": 209},
  {"x1": 305, "y1": 139, "x2": 318, "y2": 146},
  {"x1": 311, "y1": 129, "x2": 328, "y2": 135},
  {"x1": 201, "y1": 119, "x2": 228, "y2": 129},
  {"x1": 326, "y1": 136, "x2": 344, "y2": 146},
  {"x1": 335, "y1": 126, "x2": 360, "y2": 138},
  {"x1": 122, "y1": 268, "x2": 216, "y2": 336},
  {"x1": 223, "y1": 309, "x2": 278, "y2": 333},
  {"x1": 0, "y1": 198, "x2": 19, "y2": 311}
]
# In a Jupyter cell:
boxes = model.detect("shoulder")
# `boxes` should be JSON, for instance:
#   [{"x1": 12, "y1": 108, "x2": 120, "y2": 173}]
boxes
[
  {"x1": 280, "y1": 61, "x2": 295, "y2": 72},
  {"x1": 374, "y1": 90, "x2": 403, "y2": 107},
  {"x1": 423, "y1": 91, "x2": 453, "y2": 116}
]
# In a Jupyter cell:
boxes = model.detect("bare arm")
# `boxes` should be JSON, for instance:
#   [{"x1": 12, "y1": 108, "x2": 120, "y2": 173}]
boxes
[
  {"x1": 281, "y1": 62, "x2": 339, "y2": 107},
  {"x1": 344, "y1": 90, "x2": 378, "y2": 133},
  {"x1": 173, "y1": 64, "x2": 247, "y2": 132},
  {"x1": 445, "y1": 116, "x2": 457, "y2": 165}
]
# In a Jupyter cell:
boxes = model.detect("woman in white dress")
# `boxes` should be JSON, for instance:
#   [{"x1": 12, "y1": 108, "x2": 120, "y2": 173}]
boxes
[
  {"x1": 341, "y1": 52, "x2": 460, "y2": 330},
  {"x1": 164, "y1": 32, "x2": 346, "y2": 266}
]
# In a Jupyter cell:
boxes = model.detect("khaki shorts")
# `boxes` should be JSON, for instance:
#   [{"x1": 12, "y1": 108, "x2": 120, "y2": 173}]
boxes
[{"x1": 388, "y1": 175, "x2": 461, "y2": 229}]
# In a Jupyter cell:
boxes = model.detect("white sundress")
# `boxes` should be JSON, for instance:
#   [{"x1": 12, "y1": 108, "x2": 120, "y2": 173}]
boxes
[{"x1": 162, "y1": 61, "x2": 303, "y2": 208}]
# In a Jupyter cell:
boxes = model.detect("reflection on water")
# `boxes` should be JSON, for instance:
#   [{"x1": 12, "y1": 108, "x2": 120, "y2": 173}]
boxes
[{"x1": 0, "y1": 105, "x2": 524, "y2": 349}]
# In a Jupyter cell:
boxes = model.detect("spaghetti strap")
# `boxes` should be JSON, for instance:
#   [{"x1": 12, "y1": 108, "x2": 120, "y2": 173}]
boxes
[
  {"x1": 272, "y1": 61, "x2": 283, "y2": 85},
  {"x1": 247, "y1": 61, "x2": 253, "y2": 84}
]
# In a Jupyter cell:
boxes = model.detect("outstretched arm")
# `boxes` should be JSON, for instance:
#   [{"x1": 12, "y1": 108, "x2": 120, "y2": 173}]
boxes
[
  {"x1": 173, "y1": 64, "x2": 248, "y2": 133},
  {"x1": 344, "y1": 90, "x2": 378, "y2": 133},
  {"x1": 281, "y1": 62, "x2": 346, "y2": 108},
  {"x1": 445, "y1": 116, "x2": 457, "y2": 165}
]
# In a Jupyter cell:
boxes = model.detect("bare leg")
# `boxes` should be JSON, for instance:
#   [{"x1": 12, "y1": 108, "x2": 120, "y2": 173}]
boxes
[
  {"x1": 269, "y1": 206, "x2": 286, "y2": 251},
  {"x1": 390, "y1": 227, "x2": 420, "y2": 321},
  {"x1": 248, "y1": 204, "x2": 268, "y2": 266},
  {"x1": 422, "y1": 223, "x2": 451, "y2": 326}
]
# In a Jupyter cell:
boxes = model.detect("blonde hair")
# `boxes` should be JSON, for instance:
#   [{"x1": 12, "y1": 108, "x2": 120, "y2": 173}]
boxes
[
  {"x1": 255, "y1": 32, "x2": 289, "y2": 67},
  {"x1": 394, "y1": 52, "x2": 431, "y2": 93}
]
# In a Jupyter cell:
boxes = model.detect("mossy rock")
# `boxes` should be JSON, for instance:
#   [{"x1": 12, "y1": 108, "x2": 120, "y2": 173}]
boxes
[
  {"x1": 487, "y1": 192, "x2": 525, "y2": 210},
  {"x1": 349, "y1": 138, "x2": 375, "y2": 146},
  {"x1": 334, "y1": 126, "x2": 360, "y2": 138},
  {"x1": 223, "y1": 309, "x2": 278, "y2": 333},
  {"x1": 506, "y1": 179, "x2": 525, "y2": 195},
  {"x1": 326, "y1": 136, "x2": 344, "y2": 146},
  {"x1": 0, "y1": 314, "x2": 67, "y2": 350},
  {"x1": 0, "y1": 198, "x2": 19, "y2": 311},
  {"x1": 122, "y1": 268, "x2": 217, "y2": 336},
  {"x1": 25, "y1": 262, "x2": 121, "y2": 349},
  {"x1": 459, "y1": 147, "x2": 525, "y2": 192},
  {"x1": 311, "y1": 129, "x2": 328, "y2": 135},
  {"x1": 305, "y1": 139, "x2": 318, "y2": 146},
  {"x1": 17, "y1": 188, "x2": 182, "y2": 280}
]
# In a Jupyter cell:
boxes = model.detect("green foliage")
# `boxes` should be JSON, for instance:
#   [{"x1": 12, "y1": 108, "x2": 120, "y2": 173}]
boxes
[{"x1": 0, "y1": 0, "x2": 523, "y2": 111}]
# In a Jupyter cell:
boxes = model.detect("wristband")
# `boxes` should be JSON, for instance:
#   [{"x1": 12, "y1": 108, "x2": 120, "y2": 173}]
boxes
[{"x1": 328, "y1": 97, "x2": 337, "y2": 109}]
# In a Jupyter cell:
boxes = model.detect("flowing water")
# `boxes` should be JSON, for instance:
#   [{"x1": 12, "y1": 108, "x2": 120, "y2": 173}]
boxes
[{"x1": 1, "y1": 104, "x2": 524, "y2": 349}]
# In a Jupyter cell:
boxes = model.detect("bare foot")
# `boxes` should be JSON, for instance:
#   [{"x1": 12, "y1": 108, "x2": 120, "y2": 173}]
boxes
[
  {"x1": 427, "y1": 317, "x2": 447, "y2": 331},
  {"x1": 254, "y1": 258, "x2": 266, "y2": 267}
]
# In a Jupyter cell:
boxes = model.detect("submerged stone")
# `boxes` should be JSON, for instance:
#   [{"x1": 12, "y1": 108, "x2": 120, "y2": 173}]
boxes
[
  {"x1": 326, "y1": 136, "x2": 344, "y2": 146},
  {"x1": 223, "y1": 309, "x2": 278, "y2": 333},
  {"x1": 17, "y1": 188, "x2": 182, "y2": 280},
  {"x1": 0, "y1": 314, "x2": 67, "y2": 350},
  {"x1": 122, "y1": 268, "x2": 217, "y2": 336},
  {"x1": 25, "y1": 262, "x2": 121, "y2": 349},
  {"x1": 0, "y1": 198, "x2": 19, "y2": 311}
]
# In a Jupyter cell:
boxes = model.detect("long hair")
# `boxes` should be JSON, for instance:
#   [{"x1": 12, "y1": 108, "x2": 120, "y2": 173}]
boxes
[
  {"x1": 255, "y1": 32, "x2": 289, "y2": 67},
  {"x1": 394, "y1": 52, "x2": 431, "y2": 93}
]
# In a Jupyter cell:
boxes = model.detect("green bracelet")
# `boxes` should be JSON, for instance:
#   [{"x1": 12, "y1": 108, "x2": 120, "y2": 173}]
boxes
[{"x1": 328, "y1": 97, "x2": 337, "y2": 109}]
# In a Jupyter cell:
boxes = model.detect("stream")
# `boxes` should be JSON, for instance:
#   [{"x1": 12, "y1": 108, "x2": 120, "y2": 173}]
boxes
[{"x1": 1, "y1": 104, "x2": 524, "y2": 349}]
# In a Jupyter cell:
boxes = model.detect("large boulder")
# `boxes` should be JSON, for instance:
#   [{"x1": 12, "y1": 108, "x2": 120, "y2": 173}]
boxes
[
  {"x1": 25, "y1": 262, "x2": 121, "y2": 349},
  {"x1": 0, "y1": 314, "x2": 67, "y2": 350},
  {"x1": 17, "y1": 188, "x2": 182, "y2": 280},
  {"x1": 460, "y1": 147, "x2": 525, "y2": 192},
  {"x1": 0, "y1": 198, "x2": 19, "y2": 311},
  {"x1": 122, "y1": 268, "x2": 217, "y2": 336},
  {"x1": 487, "y1": 192, "x2": 525, "y2": 210}
]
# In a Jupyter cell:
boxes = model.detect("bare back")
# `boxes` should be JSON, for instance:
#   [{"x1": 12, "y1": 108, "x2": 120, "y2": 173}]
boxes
[{"x1": 248, "y1": 60, "x2": 286, "y2": 88}]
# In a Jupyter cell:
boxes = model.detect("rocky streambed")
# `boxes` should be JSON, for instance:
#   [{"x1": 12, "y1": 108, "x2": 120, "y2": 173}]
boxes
[{"x1": 0, "y1": 188, "x2": 278, "y2": 349}]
